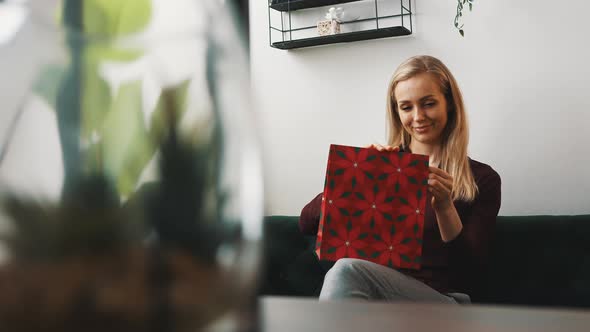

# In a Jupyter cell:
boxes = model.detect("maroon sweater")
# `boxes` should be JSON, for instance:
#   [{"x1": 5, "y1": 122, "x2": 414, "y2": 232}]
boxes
[{"x1": 299, "y1": 158, "x2": 501, "y2": 296}]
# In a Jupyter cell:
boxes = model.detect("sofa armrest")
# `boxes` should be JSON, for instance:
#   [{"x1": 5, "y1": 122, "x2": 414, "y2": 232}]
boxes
[{"x1": 260, "y1": 216, "x2": 327, "y2": 296}]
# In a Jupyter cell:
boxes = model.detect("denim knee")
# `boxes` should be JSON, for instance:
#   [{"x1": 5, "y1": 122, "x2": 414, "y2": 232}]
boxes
[
  {"x1": 320, "y1": 258, "x2": 374, "y2": 301},
  {"x1": 326, "y1": 258, "x2": 365, "y2": 280}
]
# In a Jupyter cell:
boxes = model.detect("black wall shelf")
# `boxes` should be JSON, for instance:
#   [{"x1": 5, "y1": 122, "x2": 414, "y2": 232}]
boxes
[
  {"x1": 270, "y1": 0, "x2": 362, "y2": 12},
  {"x1": 268, "y1": 0, "x2": 413, "y2": 50},
  {"x1": 271, "y1": 26, "x2": 410, "y2": 49}
]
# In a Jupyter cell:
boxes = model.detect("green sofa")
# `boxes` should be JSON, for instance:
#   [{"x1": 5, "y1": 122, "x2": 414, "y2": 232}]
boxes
[{"x1": 260, "y1": 215, "x2": 590, "y2": 308}]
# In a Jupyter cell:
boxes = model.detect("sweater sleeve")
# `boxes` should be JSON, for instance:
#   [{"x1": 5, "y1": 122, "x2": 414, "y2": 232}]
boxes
[
  {"x1": 298, "y1": 192, "x2": 323, "y2": 235},
  {"x1": 444, "y1": 167, "x2": 502, "y2": 294}
]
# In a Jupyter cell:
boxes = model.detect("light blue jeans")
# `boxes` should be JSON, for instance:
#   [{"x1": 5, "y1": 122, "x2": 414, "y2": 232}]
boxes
[{"x1": 319, "y1": 258, "x2": 470, "y2": 304}]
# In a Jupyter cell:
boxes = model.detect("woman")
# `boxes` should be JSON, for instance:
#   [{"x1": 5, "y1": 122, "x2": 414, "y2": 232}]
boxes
[{"x1": 299, "y1": 55, "x2": 501, "y2": 304}]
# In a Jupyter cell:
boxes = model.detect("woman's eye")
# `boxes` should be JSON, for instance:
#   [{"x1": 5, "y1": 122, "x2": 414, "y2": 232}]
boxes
[
  {"x1": 400, "y1": 106, "x2": 412, "y2": 111},
  {"x1": 424, "y1": 102, "x2": 435, "y2": 107}
]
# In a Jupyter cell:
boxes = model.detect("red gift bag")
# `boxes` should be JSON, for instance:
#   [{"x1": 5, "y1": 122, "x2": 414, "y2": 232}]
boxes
[{"x1": 315, "y1": 144, "x2": 429, "y2": 270}]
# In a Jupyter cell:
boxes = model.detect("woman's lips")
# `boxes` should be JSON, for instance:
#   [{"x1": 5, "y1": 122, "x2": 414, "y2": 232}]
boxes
[{"x1": 413, "y1": 125, "x2": 432, "y2": 133}]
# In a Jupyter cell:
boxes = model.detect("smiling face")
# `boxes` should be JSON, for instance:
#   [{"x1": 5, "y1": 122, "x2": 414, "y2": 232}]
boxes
[{"x1": 394, "y1": 72, "x2": 449, "y2": 148}]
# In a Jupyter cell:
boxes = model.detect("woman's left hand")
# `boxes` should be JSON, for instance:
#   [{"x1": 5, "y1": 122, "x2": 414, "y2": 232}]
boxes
[{"x1": 428, "y1": 166, "x2": 454, "y2": 212}]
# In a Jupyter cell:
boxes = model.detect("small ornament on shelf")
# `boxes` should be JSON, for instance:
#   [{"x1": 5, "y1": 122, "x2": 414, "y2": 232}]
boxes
[{"x1": 317, "y1": 7, "x2": 343, "y2": 36}]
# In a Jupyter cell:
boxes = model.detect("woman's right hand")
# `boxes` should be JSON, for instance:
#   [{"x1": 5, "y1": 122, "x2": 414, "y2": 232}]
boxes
[{"x1": 366, "y1": 143, "x2": 399, "y2": 152}]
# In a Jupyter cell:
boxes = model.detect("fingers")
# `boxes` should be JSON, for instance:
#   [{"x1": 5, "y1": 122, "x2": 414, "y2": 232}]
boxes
[
  {"x1": 428, "y1": 170, "x2": 453, "y2": 209},
  {"x1": 428, "y1": 166, "x2": 452, "y2": 190},
  {"x1": 428, "y1": 173, "x2": 453, "y2": 190},
  {"x1": 428, "y1": 176, "x2": 452, "y2": 210},
  {"x1": 428, "y1": 167, "x2": 453, "y2": 196},
  {"x1": 428, "y1": 166, "x2": 452, "y2": 180},
  {"x1": 367, "y1": 143, "x2": 400, "y2": 152},
  {"x1": 428, "y1": 176, "x2": 451, "y2": 195},
  {"x1": 428, "y1": 172, "x2": 453, "y2": 193},
  {"x1": 429, "y1": 185, "x2": 453, "y2": 210}
]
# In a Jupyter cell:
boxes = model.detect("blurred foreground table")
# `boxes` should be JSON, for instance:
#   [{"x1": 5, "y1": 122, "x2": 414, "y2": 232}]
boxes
[{"x1": 261, "y1": 296, "x2": 590, "y2": 332}]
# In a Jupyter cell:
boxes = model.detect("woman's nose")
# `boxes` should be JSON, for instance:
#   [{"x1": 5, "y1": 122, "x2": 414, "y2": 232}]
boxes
[{"x1": 413, "y1": 107, "x2": 426, "y2": 121}]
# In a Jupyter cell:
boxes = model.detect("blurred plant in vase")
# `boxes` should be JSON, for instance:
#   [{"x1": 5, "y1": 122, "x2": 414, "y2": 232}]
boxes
[{"x1": 0, "y1": 0, "x2": 263, "y2": 331}]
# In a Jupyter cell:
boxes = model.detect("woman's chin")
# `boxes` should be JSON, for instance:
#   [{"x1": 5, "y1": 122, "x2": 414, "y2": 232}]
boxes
[{"x1": 411, "y1": 134, "x2": 440, "y2": 146}]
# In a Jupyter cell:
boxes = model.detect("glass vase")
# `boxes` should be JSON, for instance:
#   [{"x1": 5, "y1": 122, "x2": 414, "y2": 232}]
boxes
[{"x1": 0, "y1": 0, "x2": 263, "y2": 331}]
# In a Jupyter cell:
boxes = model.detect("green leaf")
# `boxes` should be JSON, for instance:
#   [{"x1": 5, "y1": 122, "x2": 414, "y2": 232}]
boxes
[
  {"x1": 346, "y1": 220, "x2": 353, "y2": 231},
  {"x1": 358, "y1": 233, "x2": 368, "y2": 240},
  {"x1": 408, "y1": 176, "x2": 418, "y2": 184},
  {"x1": 357, "y1": 249, "x2": 367, "y2": 257},
  {"x1": 422, "y1": 178, "x2": 429, "y2": 186},
  {"x1": 364, "y1": 171, "x2": 374, "y2": 180},
  {"x1": 373, "y1": 184, "x2": 379, "y2": 194},
  {"x1": 327, "y1": 247, "x2": 337, "y2": 254},
  {"x1": 414, "y1": 256, "x2": 422, "y2": 263},
  {"x1": 385, "y1": 196, "x2": 395, "y2": 203},
  {"x1": 390, "y1": 225, "x2": 396, "y2": 235},
  {"x1": 382, "y1": 213, "x2": 393, "y2": 221},
  {"x1": 414, "y1": 223, "x2": 420, "y2": 234},
  {"x1": 401, "y1": 254, "x2": 411, "y2": 262},
  {"x1": 373, "y1": 234, "x2": 382, "y2": 241},
  {"x1": 84, "y1": 0, "x2": 153, "y2": 36},
  {"x1": 327, "y1": 214, "x2": 332, "y2": 224},
  {"x1": 355, "y1": 192, "x2": 365, "y2": 200},
  {"x1": 399, "y1": 197, "x2": 409, "y2": 205},
  {"x1": 395, "y1": 182, "x2": 400, "y2": 193},
  {"x1": 340, "y1": 192, "x2": 351, "y2": 198},
  {"x1": 397, "y1": 214, "x2": 407, "y2": 222},
  {"x1": 354, "y1": 147, "x2": 360, "y2": 153},
  {"x1": 380, "y1": 156, "x2": 390, "y2": 164},
  {"x1": 351, "y1": 177, "x2": 357, "y2": 189},
  {"x1": 402, "y1": 238, "x2": 412, "y2": 244},
  {"x1": 416, "y1": 238, "x2": 423, "y2": 245},
  {"x1": 329, "y1": 229, "x2": 338, "y2": 237},
  {"x1": 378, "y1": 173, "x2": 388, "y2": 181},
  {"x1": 409, "y1": 160, "x2": 419, "y2": 167},
  {"x1": 329, "y1": 179, "x2": 335, "y2": 190},
  {"x1": 33, "y1": 65, "x2": 67, "y2": 109},
  {"x1": 334, "y1": 168, "x2": 345, "y2": 176},
  {"x1": 352, "y1": 210, "x2": 364, "y2": 217},
  {"x1": 371, "y1": 251, "x2": 381, "y2": 258},
  {"x1": 366, "y1": 155, "x2": 376, "y2": 161},
  {"x1": 370, "y1": 218, "x2": 375, "y2": 229},
  {"x1": 416, "y1": 190, "x2": 422, "y2": 200},
  {"x1": 339, "y1": 208, "x2": 350, "y2": 216},
  {"x1": 336, "y1": 150, "x2": 347, "y2": 159}
]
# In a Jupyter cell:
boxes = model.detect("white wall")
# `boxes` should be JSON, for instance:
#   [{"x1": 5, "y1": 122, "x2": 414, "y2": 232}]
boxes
[{"x1": 251, "y1": 0, "x2": 590, "y2": 216}]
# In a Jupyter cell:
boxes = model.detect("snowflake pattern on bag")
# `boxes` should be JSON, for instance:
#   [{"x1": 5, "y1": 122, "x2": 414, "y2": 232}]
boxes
[{"x1": 315, "y1": 144, "x2": 429, "y2": 270}]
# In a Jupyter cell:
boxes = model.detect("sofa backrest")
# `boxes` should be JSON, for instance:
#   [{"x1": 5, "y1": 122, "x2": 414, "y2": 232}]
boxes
[
  {"x1": 261, "y1": 215, "x2": 590, "y2": 308},
  {"x1": 478, "y1": 215, "x2": 590, "y2": 308}
]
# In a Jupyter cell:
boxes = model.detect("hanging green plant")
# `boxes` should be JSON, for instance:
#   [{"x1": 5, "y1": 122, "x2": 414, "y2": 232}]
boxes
[{"x1": 454, "y1": 0, "x2": 475, "y2": 36}]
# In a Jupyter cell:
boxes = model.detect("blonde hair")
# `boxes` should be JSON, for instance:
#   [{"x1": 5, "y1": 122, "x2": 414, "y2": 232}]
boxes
[{"x1": 386, "y1": 55, "x2": 478, "y2": 202}]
